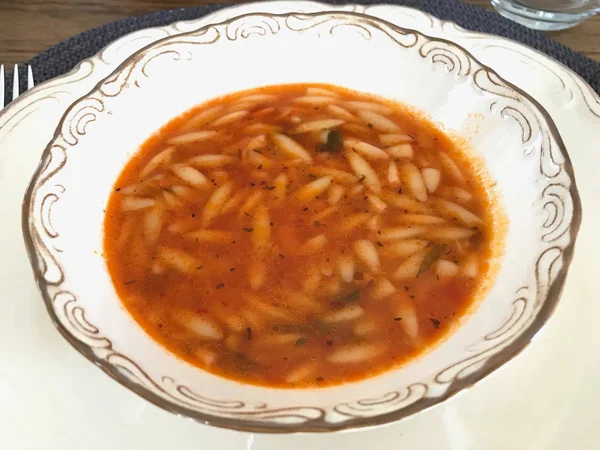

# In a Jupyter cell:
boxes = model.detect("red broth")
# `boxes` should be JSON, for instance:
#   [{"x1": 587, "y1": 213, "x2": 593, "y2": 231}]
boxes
[{"x1": 103, "y1": 84, "x2": 497, "y2": 388}]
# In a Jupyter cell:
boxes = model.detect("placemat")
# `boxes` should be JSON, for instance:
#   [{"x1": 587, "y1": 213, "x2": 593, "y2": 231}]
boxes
[{"x1": 4, "y1": 0, "x2": 600, "y2": 107}]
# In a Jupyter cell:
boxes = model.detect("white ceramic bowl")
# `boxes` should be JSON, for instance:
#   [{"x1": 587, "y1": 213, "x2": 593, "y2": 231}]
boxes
[{"x1": 22, "y1": 11, "x2": 581, "y2": 432}]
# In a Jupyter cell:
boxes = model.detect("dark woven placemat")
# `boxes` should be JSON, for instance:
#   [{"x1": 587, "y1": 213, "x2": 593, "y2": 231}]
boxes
[{"x1": 4, "y1": 0, "x2": 600, "y2": 107}]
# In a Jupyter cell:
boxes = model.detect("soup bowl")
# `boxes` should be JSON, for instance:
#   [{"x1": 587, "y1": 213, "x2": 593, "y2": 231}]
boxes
[{"x1": 22, "y1": 11, "x2": 580, "y2": 432}]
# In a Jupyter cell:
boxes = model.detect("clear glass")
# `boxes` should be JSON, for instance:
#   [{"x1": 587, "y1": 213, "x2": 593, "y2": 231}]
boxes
[{"x1": 491, "y1": 0, "x2": 600, "y2": 30}]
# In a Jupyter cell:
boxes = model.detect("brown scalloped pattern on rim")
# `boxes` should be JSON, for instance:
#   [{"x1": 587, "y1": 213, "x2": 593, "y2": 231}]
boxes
[{"x1": 21, "y1": 11, "x2": 581, "y2": 433}]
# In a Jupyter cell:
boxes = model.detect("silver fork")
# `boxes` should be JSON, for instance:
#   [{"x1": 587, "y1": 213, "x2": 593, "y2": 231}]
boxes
[{"x1": 1, "y1": 64, "x2": 35, "y2": 110}]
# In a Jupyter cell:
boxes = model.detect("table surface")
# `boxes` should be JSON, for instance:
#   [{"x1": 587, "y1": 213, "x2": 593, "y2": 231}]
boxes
[{"x1": 1, "y1": 0, "x2": 599, "y2": 66}]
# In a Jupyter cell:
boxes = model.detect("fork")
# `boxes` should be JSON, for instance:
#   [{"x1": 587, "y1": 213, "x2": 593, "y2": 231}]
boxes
[{"x1": 1, "y1": 64, "x2": 35, "y2": 110}]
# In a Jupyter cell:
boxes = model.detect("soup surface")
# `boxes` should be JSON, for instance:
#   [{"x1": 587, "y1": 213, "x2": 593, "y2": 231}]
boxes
[{"x1": 104, "y1": 84, "x2": 496, "y2": 388}]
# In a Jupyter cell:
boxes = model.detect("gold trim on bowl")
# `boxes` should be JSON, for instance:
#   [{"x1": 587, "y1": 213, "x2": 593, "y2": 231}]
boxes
[{"x1": 21, "y1": 11, "x2": 581, "y2": 433}]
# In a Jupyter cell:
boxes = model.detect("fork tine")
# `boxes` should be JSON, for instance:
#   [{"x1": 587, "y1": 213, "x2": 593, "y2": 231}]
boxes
[
  {"x1": 0, "y1": 65, "x2": 4, "y2": 110},
  {"x1": 12, "y1": 64, "x2": 19, "y2": 101},
  {"x1": 27, "y1": 65, "x2": 34, "y2": 90}
]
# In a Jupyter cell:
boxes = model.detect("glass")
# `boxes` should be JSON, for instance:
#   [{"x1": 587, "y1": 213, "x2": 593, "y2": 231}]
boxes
[{"x1": 491, "y1": 0, "x2": 600, "y2": 30}]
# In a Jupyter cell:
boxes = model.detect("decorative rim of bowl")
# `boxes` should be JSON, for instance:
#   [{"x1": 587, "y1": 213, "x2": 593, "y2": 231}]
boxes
[{"x1": 21, "y1": 10, "x2": 582, "y2": 433}]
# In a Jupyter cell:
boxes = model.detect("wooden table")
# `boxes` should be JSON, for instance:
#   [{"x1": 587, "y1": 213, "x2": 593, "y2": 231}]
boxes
[{"x1": 1, "y1": 0, "x2": 599, "y2": 66}]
